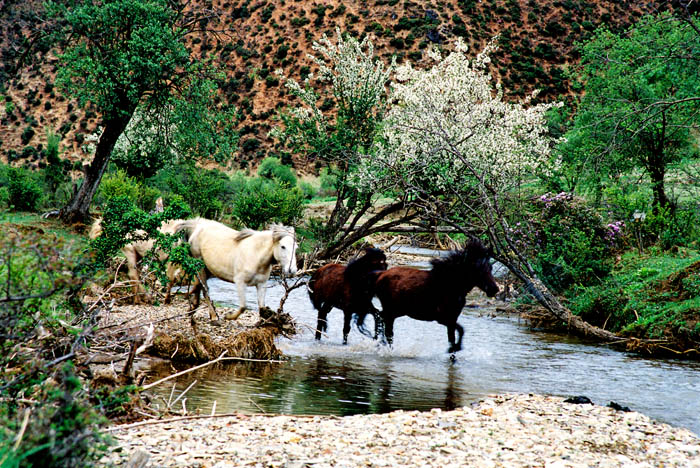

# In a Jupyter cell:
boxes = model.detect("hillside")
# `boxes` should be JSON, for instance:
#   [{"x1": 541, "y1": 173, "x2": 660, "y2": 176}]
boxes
[{"x1": 1, "y1": 0, "x2": 661, "y2": 174}]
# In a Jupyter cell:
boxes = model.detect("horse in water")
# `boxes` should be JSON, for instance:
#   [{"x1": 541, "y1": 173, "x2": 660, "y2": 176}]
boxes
[
  {"x1": 374, "y1": 240, "x2": 499, "y2": 353},
  {"x1": 89, "y1": 218, "x2": 186, "y2": 305},
  {"x1": 177, "y1": 218, "x2": 298, "y2": 321},
  {"x1": 308, "y1": 248, "x2": 387, "y2": 345}
]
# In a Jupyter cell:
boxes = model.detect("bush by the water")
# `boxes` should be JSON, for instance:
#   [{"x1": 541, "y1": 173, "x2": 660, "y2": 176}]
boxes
[
  {"x1": 515, "y1": 192, "x2": 622, "y2": 292},
  {"x1": 569, "y1": 248, "x2": 700, "y2": 352},
  {"x1": 0, "y1": 223, "x2": 113, "y2": 467}
]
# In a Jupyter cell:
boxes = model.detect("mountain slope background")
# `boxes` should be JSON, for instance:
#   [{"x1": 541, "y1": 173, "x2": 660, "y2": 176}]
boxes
[{"x1": 1, "y1": 0, "x2": 664, "y2": 174}]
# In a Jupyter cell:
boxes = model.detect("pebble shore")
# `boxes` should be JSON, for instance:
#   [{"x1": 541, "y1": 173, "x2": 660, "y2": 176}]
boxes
[{"x1": 104, "y1": 393, "x2": 700, "y2": 467}]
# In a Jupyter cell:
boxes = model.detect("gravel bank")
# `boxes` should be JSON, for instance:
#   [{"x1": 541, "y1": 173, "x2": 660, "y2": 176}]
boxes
[{"x1": 103, "y1": 393, "x2": 700, "y2": 467}]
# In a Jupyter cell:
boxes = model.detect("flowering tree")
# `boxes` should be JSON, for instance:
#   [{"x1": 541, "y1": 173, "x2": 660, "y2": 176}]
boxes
[
  {"x1": 274, "y1": 30, "x2": 418, "y2": 258},
  {"x1": 355, "y1": 39, "x2": 618, "y2": 340}
]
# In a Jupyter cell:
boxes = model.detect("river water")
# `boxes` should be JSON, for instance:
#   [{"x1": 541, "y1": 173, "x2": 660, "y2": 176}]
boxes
[{"x1": 148, "y1": 276, "x2": 700, "y2": 435}]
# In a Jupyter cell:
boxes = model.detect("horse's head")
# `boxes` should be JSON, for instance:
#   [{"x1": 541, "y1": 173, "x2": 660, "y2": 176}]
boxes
[
  {"x1": 362, "y1": 247, "x2": 388, "y2": 272},
  {"x1": 471, "y1": 244, "x2": 499, "y2": 298},
  {"x1": 474, "y1": 256, "x2": 499, "y2": 298},
  {"x1": 271, "y1": 225, "x2": 298, "y2": 276},
  {"x1": 433, "y1": 240, "x2": 499, "y2": 297}
]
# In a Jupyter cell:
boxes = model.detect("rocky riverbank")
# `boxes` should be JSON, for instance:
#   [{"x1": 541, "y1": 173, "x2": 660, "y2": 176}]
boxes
[{"x1": 103, "y1": 393, "x2": 699, "y2": 467}]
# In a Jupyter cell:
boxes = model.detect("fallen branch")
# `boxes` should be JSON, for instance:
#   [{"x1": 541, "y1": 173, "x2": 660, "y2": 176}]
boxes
[{"x1": 141, "y1": 350, "x2": 228, "y2": 391}]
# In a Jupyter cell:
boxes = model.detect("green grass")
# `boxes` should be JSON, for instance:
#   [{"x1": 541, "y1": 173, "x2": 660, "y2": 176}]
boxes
[
  {"x1": 569, "y1": 247, "x2": 700, "y2": 346},
  {"x1": 0, "y1": 211, "x2": 87, "y2": 244}
]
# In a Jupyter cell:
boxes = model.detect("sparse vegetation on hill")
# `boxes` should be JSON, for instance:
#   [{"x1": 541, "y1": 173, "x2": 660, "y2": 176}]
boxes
[{"x1": 1, "y1": 0, "x2": 661, "y2": 172}]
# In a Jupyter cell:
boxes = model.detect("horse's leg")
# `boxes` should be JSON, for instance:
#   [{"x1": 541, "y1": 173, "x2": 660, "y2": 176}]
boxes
[
  {"x1": 188, "y1": 270, "x2": 204, "y2": 310},
  {"x1": 447, "y1": 322, "x2": 465, "y2": 353},
  {"x1": 315, "y1": 303, "x2": 331, "y2": 341},
  {"x1": 342, "y1": 310, "x2": 352, "y2": 345},
  {"x1": 384, "y1": 315, "x2": 395, "y2": 347},
  {"x1": 225, "y1": 278, "x2": 248, "y2": 320},
  {"x1": 355, "y1": 303, "x2": 376, "y2": 339},
  {"x1": 163, "y1": 262, "x2": 179, "y2": 304},
  {"x1": 256, "y1": 282, "x2": 267, "y2": 311},
  {"x1": 124, "y1": 247, "x2": 144, "y2": 305}
]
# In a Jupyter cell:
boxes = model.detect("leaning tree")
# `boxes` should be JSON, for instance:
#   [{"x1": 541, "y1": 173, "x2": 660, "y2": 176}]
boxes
[
  {"x1": 52, "y1": 0, "x2": 237, "y2": 223},
  {"x1": 354, "y1": 39, "x2": 619, "y2": 341}
]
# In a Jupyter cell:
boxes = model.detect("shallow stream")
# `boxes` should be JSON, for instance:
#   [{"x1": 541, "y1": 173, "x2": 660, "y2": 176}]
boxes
[{"x1": 148, "y1": 272, "x2": 700, "y2": 435}]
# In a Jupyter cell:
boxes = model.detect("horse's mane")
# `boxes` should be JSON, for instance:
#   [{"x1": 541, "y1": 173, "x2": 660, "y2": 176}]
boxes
[
  {"x1": 429, "y1": 239, "x2": 491, "y2": 279},
  {"x1": 234, "y1": 223, "x2": 295, "y2": 243},
  {"x1": 344, "y1": 248, "x2": 386, "y2": 281}
]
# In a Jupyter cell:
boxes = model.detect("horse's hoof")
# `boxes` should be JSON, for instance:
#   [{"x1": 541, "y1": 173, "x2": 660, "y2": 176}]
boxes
[
  {"x1": 210, "y1": 320, "x2": 223, "y2": 327},
  {"x1": 449, "y1": 353, "x2": 457, "y2": 363},
  {"x1": 224, "y1": 310, "x2": 243, "y2": 321}
]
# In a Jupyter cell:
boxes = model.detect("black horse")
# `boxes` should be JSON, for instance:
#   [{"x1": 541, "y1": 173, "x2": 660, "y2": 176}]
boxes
[
  {"x1": 308, "y1": 248, "x2": 387, "y2": 344},
  {"x1": 374, "y1": 240, "x2": 499, "y2": 353}
]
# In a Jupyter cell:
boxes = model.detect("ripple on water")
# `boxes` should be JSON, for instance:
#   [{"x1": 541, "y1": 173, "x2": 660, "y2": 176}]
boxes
[{"x1": 147, "y1": 276, "x2": 700, "y2": 435}]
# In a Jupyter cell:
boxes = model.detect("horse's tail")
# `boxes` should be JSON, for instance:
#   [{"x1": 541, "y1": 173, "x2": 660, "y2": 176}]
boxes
[
  {"x1": 173, "y1": 218, "x2": 200, "y2": 241},
  {"x1": 88, "y1": 217, "x2": 103, "y2": 240}
]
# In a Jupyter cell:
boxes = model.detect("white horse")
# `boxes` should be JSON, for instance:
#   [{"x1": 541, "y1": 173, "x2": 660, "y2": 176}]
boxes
[
  {"x1": 177, "y1": 218, "x2": 299, "y2": 321},
  {"x1": 89, "y1": 218, "x2": 186, "y2": 304}
]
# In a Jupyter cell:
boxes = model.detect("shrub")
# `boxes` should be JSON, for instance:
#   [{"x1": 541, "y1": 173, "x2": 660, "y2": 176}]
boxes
[
  {"x1": 516, "y1": 192, "x2": 619, "y2": 291},
  {"x1": 299, "y1": 181, "x2": 317, "y2": 199},
  {"x1": 241, "y1": 137, "x2": 261, "y2": 153},
  {"x1": 5, "y1": 166, "x2": 43, "y2": 211},
  {"x1": 0, "y1": 227, "x2": 109, "y2": 467},
  {"x1": 232, "y1": 178, "x2": 304, "y2": 229},
  {"x1": 153, "y1": 164, "x2": 236, "y2": 218},
  {"x1": 257, "y1": 156, "x2": 297, "y2": 187},
  {"x1": 21, "y1": 125, "x2": 35, "y2": 145},
  {"x1": 318, "y1": 167, "x2": 339, "y2": 196},
  {"x1": 97, "y1": 169, "x2": 141, "y2": 205}
]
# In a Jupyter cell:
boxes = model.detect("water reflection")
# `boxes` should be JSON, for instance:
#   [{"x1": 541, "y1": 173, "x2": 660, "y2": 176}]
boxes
[{"x1": 145, "y1": 277, "x2": 700, "y2": 435}]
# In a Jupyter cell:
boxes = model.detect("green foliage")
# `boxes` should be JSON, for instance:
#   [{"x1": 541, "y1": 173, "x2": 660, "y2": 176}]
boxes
[
  {"x1": 1, "y1": 165, "x2": 44, "y2": 212},
  {"x1": 153, "y1": 164, "x2": 235, "y2": 218},
  {"x1": 318, "y1": 166, "x2": 339, "y2": 196},
  {"x1": 96, "y1": 168, "x2": 162, "y2": 212},
  {"x1": 42, "y1": 129, "x2": 68, "y2": 196},
  {"x1": 298, "y1": 180, "x2": 317, "y2": 199},
  {"x1": 232, "y1": 178, "x2": 304, "y2": 229},
  {"x1": 0, "y1": 225, "x2": 110, "y2": 467},
  {"x1": 257, "y1": 157, "x2": 297, "y2": 187},
  {"x1": 569, "y1": 249, "x2": 700, "y2": 347},
  {"x1": 565, "y1": 12, "x2": 700, "y2": 208},
  {"x1": 53, "y1": 0, "x2": 189, "y2": 120},
  {"x1": 516, "y1": 192, "x2": 620, "y2": 291}
]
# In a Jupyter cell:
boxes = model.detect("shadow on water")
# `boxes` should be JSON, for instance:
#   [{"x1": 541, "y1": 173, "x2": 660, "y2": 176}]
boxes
[{"x1": 147, "y1": 276, "x2": 700, "y2": 435}]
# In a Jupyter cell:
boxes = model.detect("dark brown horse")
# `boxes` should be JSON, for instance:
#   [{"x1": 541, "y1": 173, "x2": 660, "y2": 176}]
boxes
[
  {"x1": 374, "y1": 240, "x2": 499, "y2": 353},
  {"x1": 308, "y1": 248, "x2": 387, "y2": 344}
]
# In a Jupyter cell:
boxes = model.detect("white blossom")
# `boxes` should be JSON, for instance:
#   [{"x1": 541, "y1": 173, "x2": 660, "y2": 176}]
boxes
[{"x1": 354, "y1": 39, "x2": 562, "y2": 199}]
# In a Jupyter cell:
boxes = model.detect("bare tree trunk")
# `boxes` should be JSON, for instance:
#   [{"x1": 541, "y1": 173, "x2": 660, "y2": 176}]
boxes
[
  {"x1": 318, "y1": 200, "x2": 416, "y2": 259},
  {"x1": 59, "y1": 114, "x2": 131, "y2": 224}
]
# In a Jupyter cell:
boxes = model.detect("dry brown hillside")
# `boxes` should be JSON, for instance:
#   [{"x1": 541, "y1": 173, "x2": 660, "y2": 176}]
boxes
[{"x1": 0, "y1": 0, "x2": 663, "y2": 174}]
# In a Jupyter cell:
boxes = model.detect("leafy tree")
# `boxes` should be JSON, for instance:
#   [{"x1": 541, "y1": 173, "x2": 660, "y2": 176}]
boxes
[
  {"x1": 273, "y1": 29, "x2": 415, "y2": 258},
  {"x1": 51, "y1": 0, "x2": 237, "y2": 223},
  {"x1": 565, "y1": 12, "x2": 700, "y2": 210},
  {"x1": 355, "y1": 39, "x2": 618, "y2": 341}
]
